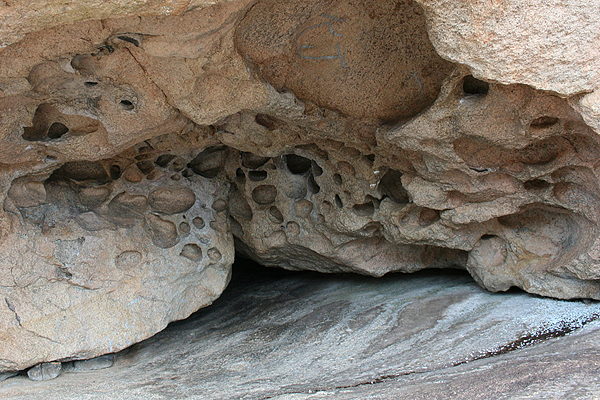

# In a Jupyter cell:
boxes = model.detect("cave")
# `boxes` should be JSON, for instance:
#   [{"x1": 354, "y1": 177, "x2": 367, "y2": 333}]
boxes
[{"x1": 1, "y1": 0, "x2": 600, "y2": 397}]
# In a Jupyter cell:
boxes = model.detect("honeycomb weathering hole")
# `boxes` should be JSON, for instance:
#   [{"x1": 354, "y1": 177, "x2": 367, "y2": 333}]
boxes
[
  {"x1": 462, "y1": 75, "x2": 490, "y2": 96},
  {"x1": 119, "y1": 100, "x2": 134, "y2": 111},
  {"x1": 47, "y1": 122, "x2": 69, "y2": 139}
]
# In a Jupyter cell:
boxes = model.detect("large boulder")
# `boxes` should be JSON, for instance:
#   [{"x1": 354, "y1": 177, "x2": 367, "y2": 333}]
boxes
[
  {"x1": 0, "y1": 0, "x2": 599, "y2": 373},
  {"x1": 415, "y1": 0, "x2": 600, "y2": 96}
]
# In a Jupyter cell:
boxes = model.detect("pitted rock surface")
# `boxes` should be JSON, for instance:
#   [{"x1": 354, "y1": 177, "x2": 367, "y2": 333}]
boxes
[
  {"x1": 235, "y1": 0, "x2": 454, "y2": 121},
  {"x1": 0, "y1": 0, "x2": 600, "y2": 374}
]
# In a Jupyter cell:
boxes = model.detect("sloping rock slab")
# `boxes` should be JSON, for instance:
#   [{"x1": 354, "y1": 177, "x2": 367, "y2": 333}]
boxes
[
  {"x1": 1, "y1": 264, "x2": 599, "y2": 399},
  {"x1": 288, "y1": 320, "x2": 600, "y2": 400}
]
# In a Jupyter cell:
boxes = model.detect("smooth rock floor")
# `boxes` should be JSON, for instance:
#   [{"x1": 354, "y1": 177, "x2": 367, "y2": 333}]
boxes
[{"x1": 2, "y1": 262, "x2": 600, "y2": 399}]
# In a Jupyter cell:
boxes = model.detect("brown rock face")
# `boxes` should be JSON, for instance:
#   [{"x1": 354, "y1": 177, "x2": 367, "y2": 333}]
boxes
[
  {"x1": 0, "y1": 0, "x2": 599, "y2": 375},
  {"x1": 235, "y1": 0, "x2": 453, "y2": 121}
]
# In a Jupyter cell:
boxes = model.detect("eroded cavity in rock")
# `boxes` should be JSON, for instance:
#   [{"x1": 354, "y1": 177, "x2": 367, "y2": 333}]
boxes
[{"x1": 1, "y1": 0, "x2": 600, "y2": 375}]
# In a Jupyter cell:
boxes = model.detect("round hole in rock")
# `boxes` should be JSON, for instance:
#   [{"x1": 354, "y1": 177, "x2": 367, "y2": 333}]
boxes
[
  {"x1": 179, "y1": 222, "x2": 191, "y2": 235},
  {"x1": 188, "y1": 145, "x2": 227, "y2": 178},
  {"x1": 180, "y1": 243, "x2": 203, "y2": 262},
  {"x1": 419, "y1": 208, "x2": 440, "y2": 226},
  {"x1": 333, "y1": 174, "x2": 343, "y2": 185},
  {"x1": 120, "y1": 100, "x2": 135, "y2": 111},
  {"x1": 252, "y1": 185, "x2": 278, "y2": 205},
  {"x1": 47, "y1": 122, "x2": 69, "y2": 139},
  {"x1": 352, "y1": 201, "x2": 375, "y2": 217},
  {"x1": 248, "y1": 171, "x2": 268, "y2": 182},
  {"x1": 462, "y1": 75, "x2": 489, "y2": 96},
  {"x1": 212, "y1": 199, "x2": 228, "y2": 213},
  {"x1": 523, "y1": 179, "x2": 552, "y2": 191},
  {"x1": 155, "y1": 154, "x2": 176, "y2": 168},
  {"x1": 236, "y1": 168, "x2": 246, "y2": 183},
  {"x1": 255, "y1": 114, "x2": 284, "y2": 131},
  {"x1": 136, "y1": 161, "x2": 154, "y2": 175},
  {"x1": 530, "y1": 116, "x2": 559, "y2": 129},
  {"x1": 284, "y1": 154, "x2": 312, "y2": 175},
  {"x1": 109, "y1": 165, "x2": 122, "y2": 180},
  {"x1": 192, "y1": 216, "x2": 205, "y2": 229},
  {"x1": 208, "y1": 248, "x2": 222, "y2": 261}
]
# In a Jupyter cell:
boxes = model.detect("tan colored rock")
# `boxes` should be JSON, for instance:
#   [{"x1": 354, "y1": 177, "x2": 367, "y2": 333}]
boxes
[
  {"x1": 415, "y1": 0, "x2": 600, "y2": 95},
  {"x1": 0, "y1": 1, "x2": 230, "y2": 49},
  {"x1": 0, "y1": 135, "x2": 233, "y2": 373},
  {"x1": 571, "y1": 90, "x2": 600, "y2": 134},
  {"x1": 149, "y1": 187, "x2": 196, "y2": 215},
  {"x1": 223, "y1": 68, "x2": 600, "y2": 299},
  {"x1": 236, "y1": 0, "x2": 453, "y2": 121},
  {"x1": 0, "y1": 0, "x2": 600, "y2": 376}
]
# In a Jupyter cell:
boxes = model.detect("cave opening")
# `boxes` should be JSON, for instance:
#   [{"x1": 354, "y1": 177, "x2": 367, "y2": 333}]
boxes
[
  {"x1": 6, "y1": 253, "x2": 600, "y2": 398},
  {"x1": 2, "y1": 0, "x2": 600, "y2": 396}
]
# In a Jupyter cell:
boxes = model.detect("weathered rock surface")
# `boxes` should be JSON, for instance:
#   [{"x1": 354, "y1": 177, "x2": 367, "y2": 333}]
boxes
[
  {"x1": 415, "y1": 0, "x2": 600, "y2": 96},
  {"x1": 0, "y1": 0, "x2": 228, "y2": 49},
  {"x1": 1, "y1": 265, "x2": 599, "y2": 399},
  {"x1": 235, "y1": 0, "x2": 454, "y2": 121},
  {"x1": 0, "y1": 137, "x2": 233, "y2": 372},
  {"x1": 25, "y1": 361, "x2": 61, "y2": 382},
  {"x1": 1, "y1": 0, "x2": 600, "y2": 375}
]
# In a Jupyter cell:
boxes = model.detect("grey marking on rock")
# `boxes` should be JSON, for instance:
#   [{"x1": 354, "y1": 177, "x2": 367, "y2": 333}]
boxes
[{"x1": 296, "y1": 13, "x2": 348, "y2": 68}]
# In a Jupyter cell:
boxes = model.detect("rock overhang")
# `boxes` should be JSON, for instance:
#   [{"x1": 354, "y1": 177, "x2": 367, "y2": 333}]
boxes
[{"x1": 0, "y1": 0, "x2": 599, "y2": 373}]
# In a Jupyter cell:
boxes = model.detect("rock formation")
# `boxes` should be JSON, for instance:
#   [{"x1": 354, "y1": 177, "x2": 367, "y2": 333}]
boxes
[{"x1": 0, "y1": 0, "x2": 599, "y2": 373}]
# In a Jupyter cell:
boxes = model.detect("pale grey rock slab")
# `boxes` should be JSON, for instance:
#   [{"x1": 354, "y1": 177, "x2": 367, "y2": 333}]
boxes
[
  {"x1": 1, "y1": 265, "x2": 599, "y2": 399},
  {"x1": 283, "y1": 319, "x2": 600, "y2": 400},
  {"x1": 0, "y1": 372, "x2": 17, "y2": 382}
]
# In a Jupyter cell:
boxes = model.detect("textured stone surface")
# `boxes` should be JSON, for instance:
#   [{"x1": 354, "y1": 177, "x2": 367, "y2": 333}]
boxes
[
  {"x1": 0, "y1": 133, "x2": 234, "y2": 373},
  {"x1": 0, "y1": 1, "x2": 227, "y2": 48},
  {"x1": 415, "y1": 0, "x2": 600, "y2": 96},
  {"x1": 235, "y1": 0, "x2": 454, "y2": 121},
  {"x1": 573, "y1": 90, "x2": 600, "y2": 135},
  {"x1": 26, "y1": 362, "x2": 62, "y2": 381},
  {"x1": 226, "y1": 72, "x2": 600, "y2": 301},
  {"x1": 1, "y1": 0, "x2": 600, "y2": 375},
  {"x1": 1, "y1": 265, "x2": 599, "y2": 399}
]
